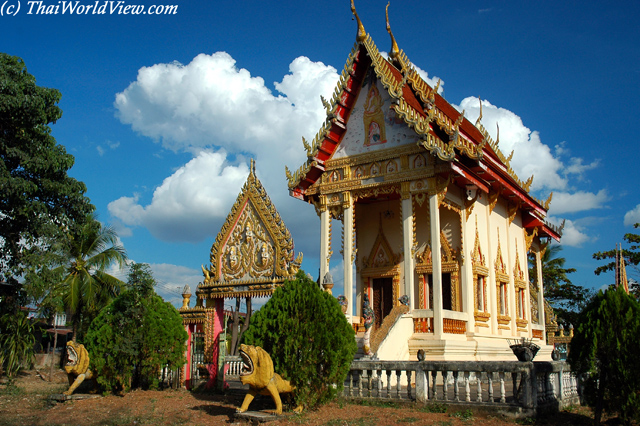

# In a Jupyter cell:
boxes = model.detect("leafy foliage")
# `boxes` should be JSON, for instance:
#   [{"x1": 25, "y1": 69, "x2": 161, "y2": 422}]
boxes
[
  {"x1": 0, "y1": 53, "x2": 93, "y2": 288},
  {"x1": 593, "y1": 223, "x2": 640, "y2": 298},
  {"x1": 0, "y1": 311, "x2": 35, "y2": 380},
  {"x1": 528, "y1": 244, "x2": 591, "y2": 327},
  {"x1": 85, "y1": 264, "x2": 187, "y2": 393},
  {"x1": 243, "y1": 270, "x2": 357, "y2": 409},
  {"x1": 568, "y1": 286, "x2": 640, "y2": 425}
]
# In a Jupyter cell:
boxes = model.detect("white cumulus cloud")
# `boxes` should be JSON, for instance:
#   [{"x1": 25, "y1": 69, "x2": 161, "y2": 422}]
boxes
[
  {"x1": 624, "y1": 204, "x2": 640, "y2": 226},
  {"x1": 108, "y1": 151, "x2": 249, "y2": 242},
  {"x1": 551, "y1": 218, "x2": 591, "y2": 248},
  {"x1": 548, "y1": 190, "x2": 610, "y2": 215},
  {"x1": 114, "y1": 53, "x2": 337, "y2": 162},
  {"x1": 111, "y1": 53, "x2": 339, "y2": 244},
  {"x1": 459, "y1": 97, "x2": 566, "y2": 191}
]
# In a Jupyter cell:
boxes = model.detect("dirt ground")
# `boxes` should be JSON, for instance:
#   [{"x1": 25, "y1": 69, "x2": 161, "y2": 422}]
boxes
[{"x1": 0, "y1": 369, "x2": 612, "y2": 426}]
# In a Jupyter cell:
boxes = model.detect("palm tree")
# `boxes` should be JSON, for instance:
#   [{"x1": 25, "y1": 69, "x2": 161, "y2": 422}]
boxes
[
  {"x1": 59, "y1": 214, "x2": 127, "y2": 341},
  {"x1": 529, "y1": 244, "x2": 589, "y2": 327}
]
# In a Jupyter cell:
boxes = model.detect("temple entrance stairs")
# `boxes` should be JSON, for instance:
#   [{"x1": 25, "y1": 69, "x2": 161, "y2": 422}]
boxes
[{"x1": 353, "y1": 305, "x2": 412, "y2": 361}]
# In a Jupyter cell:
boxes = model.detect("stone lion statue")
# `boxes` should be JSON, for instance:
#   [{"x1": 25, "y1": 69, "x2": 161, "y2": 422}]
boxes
[
  {"x1": 63, "y1": 341, "x2": 97, "y2": 395},
  {"x1": 236, "y1": 344, "x2": 300, "y2": 414}
]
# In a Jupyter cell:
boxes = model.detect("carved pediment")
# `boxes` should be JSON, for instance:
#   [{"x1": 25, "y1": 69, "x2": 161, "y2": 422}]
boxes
[
  {"x1": 205, "y1": 161, "x2": 302, "y2": 285},
  {"x1": 362, "y1": 226, "x2": 399, "y2": 270},
  {"x1": 416, "y1": 231, "x2": 459, "y2": 272},
  {"x1": 494, "y1": 230, "x2": 508, "y2": 281},
  {"x1": 471, "y1": 218, "x2": 488, "y2": 275},
  {"x1": 513, "y1": 242, "x2": 526, "y2": 288}
]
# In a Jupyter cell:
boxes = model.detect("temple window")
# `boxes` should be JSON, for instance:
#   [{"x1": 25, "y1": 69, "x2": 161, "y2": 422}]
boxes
[
  {"x1": 476, "y1": 275, "x2": 487, "y2": 312},
  {"x1": 516, "y1": 287, "x2": 526, "y2": 319},
  {"x1": 497, "y1": 280, "x2": 508, "y2": 316}
]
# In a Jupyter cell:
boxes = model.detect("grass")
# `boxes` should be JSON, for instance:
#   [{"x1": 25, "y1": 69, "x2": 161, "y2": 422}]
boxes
[
  {"x1": 349, "y1": 399, "x2": 401, "y2": 409},
  {"x1": 324, "y1": 417, "x2": 376, "y2": 426},
  {"x1": 0, "y1": 383, "x2": 22, "y2": 396},
  {"x1": 450, "y1": 409, "x2": 473, "y2": 421},
  {"x1": 417, "y1": 402, "x2": 448, "y2": 413},
  {"x1": 397, "y1": 417, "x2": 419, "y2": 423}
]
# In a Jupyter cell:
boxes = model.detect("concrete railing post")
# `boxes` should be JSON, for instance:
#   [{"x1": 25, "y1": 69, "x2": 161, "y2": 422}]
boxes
[{"x1": 416, "y1": 364, "x2": 427, "y2": 403}]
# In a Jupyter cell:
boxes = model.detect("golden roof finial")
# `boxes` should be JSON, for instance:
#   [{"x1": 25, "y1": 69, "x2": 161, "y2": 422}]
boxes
[
  {"x1": 386, "y1": 2, "x2": 399, "y2": 59},
  {"x1": 250, "y1": 158, "x2": 255, "y2": 175},
  {"x1": 475, "y1": 97, "x2": 483, "y2": 126},
  {"x1": 496, "y1": 122, "x2": 500, "y2": 145},
  {"x1": 351, "y1": 0, "x2": 366, "y2": 42}
]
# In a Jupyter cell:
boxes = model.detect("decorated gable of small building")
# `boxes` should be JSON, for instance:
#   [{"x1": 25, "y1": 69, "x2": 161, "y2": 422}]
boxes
[
  {"x1": 286, "y1": 2, "x2": 561, "y2": 361},
  {"x1": 180, "y1": 160, "x2": 302, "y2": 387}
]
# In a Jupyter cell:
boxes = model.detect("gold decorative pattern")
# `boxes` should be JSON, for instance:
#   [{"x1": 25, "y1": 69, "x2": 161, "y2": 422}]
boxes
[
  {"x1": 362, "y1": 222, "x2": 400, "y2": 270},
  {"x1": 488, "y1": 189, "x2": 500, "y2": 214},
  {"x1": 513, "y1": 243, "x2": 528, "y2": 325},
  {"x1": 507, "y1": 200, "x2": 521, "y2": 224},
  {"x1": 350, "y1": 0, "x2": 366, "y2": 42},
  {"x1": 524, "y1": 227, "x2": 538, "y2": 254},
  {"x1": 494, "y1": 230, "x2": 510, "y2": 324},
  {"x1": 416, "y1": 231, "x2": 461, "y2": 311},
  {"x1": 471, "y1": 218, "x2": 489, "y2": 322},
  {"x1": 443, "y1": 318, "x2": 466, "y2": 334},
  {"x1": 201, "y1": 162, "x2": 302, "y2": 298}
]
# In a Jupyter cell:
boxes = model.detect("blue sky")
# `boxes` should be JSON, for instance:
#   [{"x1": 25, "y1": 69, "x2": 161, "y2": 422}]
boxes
[{"x1": 3, "y1": 0, "x2": 639, "y2": 307}]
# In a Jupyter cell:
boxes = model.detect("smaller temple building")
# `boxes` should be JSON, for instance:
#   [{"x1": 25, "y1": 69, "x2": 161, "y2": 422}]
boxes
[{"x1": 179, "y1": 160, "x2": 302, "y2": 388}]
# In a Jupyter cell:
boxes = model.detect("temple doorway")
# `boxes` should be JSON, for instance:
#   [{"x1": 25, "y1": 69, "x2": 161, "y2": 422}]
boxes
[{"x1": 372, "y1": 277, "x2": 393, "y2": 329}]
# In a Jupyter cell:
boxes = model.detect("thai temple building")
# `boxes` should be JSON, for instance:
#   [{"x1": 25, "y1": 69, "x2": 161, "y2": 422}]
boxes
[
  {"x1": 180, "y1": 3, "x2": 564, "y2": 386},
  {"x1": 179, "y1": 160, "x2": 302, "y2": 388},
  {"x1": 285, "y1": 2, "x2": 562, "y2": 361}
]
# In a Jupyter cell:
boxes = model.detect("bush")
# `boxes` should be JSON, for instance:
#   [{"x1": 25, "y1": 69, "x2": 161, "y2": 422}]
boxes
[
  {"x1": 243, "y1": 270, "x2": 357, "y2": 409},
  {"x1": 0, "y1": 311, "x2": 34, "y2": 380},
  {"x1": 568, "y1": 285, "x2": 640, "y2": 425},
  {"x1": 85, "y1": 279, "x2": 187, "y2": 393}
]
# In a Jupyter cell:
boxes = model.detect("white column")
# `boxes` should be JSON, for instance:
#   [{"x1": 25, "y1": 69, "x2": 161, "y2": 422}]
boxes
[
  {"x1": 461, "y1": 210, "x2": 475, "y2": 329},
  {"x1": 430, "y1": 192, "x2": 443, "y2": 337},
  {"x1": 320, "y1": 207, "x2": 330, "y2": 283},
  {"x1": 343, "y1": 196, "x2": 354, "y2": 319},
  {"x1": 535, "y1": 248, "x2": 545, "y2": 327},
  {"x1": 402, "y1": 194, "x2": 415, "y2": 310}
]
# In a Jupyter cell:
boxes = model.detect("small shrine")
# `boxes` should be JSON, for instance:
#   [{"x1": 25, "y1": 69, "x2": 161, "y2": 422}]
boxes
[
  {"x1": 179, "y1": 160, "x2": 302, "y2": 388},
  {"x1": 285, "y1": 1, "x2": 562, "y2": 361}
]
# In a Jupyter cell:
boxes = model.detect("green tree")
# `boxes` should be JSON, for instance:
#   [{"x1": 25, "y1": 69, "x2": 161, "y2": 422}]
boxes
[
  {"x1": 529, "y1": 244, "x2": 590, "y2": 327},
  {"x1": 568, "y1": 285, "x2": 640, "y2": 425},
  {"x1": 0, "y1": 53, "x2": 93, "y2": 299},
  {"x1": 85, "y1": 263, "x2": 187, "y2": 393},
  {"x1": 58, "y1": 214, "x2": 127, "y2": 341},
  {"x1": 243, "y1": 270, "x2": 357, "y2": 409},
  {"x1": 593, "y1": 223, "x2": 640, "y2": 298}
]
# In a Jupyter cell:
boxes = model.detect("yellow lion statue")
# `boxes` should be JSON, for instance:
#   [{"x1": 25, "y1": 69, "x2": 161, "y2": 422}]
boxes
[
  {"x1": 236, "y1": 344, "x2": 301, "y2": 414},
  {"x1": 63, "y1": 341, "x2": 97, "y2": 395}
]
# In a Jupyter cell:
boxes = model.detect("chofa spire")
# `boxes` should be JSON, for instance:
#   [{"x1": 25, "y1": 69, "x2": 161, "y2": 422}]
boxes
[
  {"x1": 350, "y1": 0, "x2": 366, "y2": 42},
  {"x1": 385, "y1": 2, "x2": 399, "y2": 59}
]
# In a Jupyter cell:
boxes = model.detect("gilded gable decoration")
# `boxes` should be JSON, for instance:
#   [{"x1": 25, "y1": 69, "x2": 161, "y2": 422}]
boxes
[
  {"x1": 494, "y1": 230, "x2": 508, "y2": 281},
  {"x1": 362, "y1": 221, "x2": 399, "y2": 272},
  {"x1": 471, "y1": 219, "x2": 488, "y2": 276},
  {"x1": 201, "y1": 161, "x2": 302, "y2": 298}
]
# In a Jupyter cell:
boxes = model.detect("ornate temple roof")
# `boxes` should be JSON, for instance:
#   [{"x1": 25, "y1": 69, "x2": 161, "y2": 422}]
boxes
[
  {"x1": 197, "y1": 160, "x2": 302, "y2": 300},
  {"x1": 285, "y1": 1, "x2": 561, "y2": 241}
]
